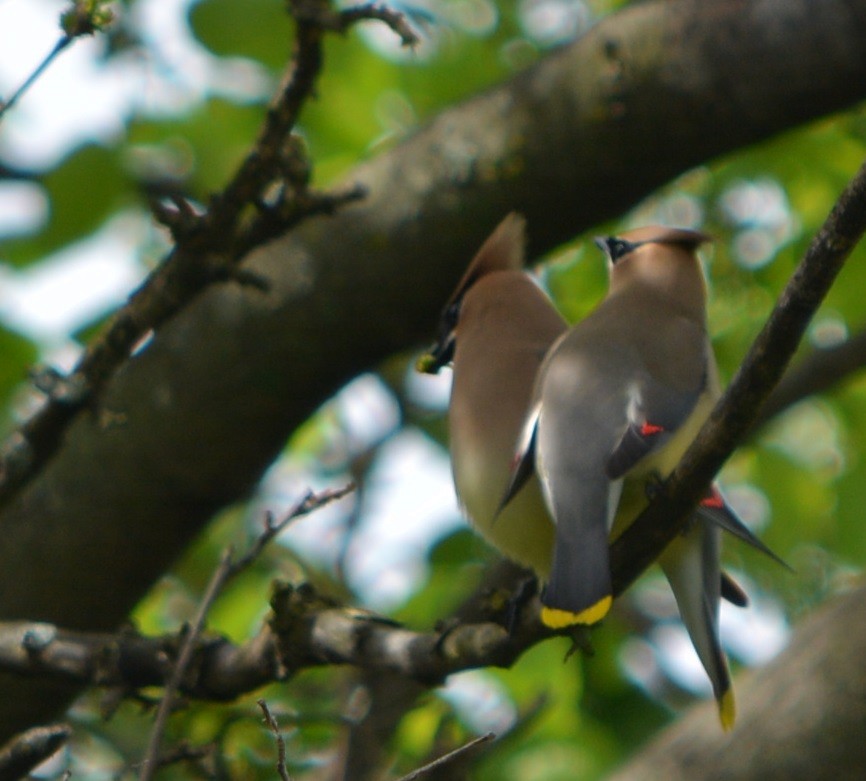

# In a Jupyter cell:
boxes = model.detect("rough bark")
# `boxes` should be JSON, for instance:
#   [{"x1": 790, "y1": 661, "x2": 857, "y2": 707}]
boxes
[
  {"x1": 607, "y1": 585, "x2": 866, "y2": 781},
  {"x1": 1, "y1": 0, "x2": 865, "y2": 739}
]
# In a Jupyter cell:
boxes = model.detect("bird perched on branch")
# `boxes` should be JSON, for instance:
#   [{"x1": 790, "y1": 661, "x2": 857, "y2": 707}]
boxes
[
  {"x1": 502, "y1": 226, "x2": 783, "y2": 729},
  {"x1": 420, "y1": 218, "x2": 782, "y2": 730},
  {"x1": 417, "y1": 213, "x2": 567, "y2": 579}
]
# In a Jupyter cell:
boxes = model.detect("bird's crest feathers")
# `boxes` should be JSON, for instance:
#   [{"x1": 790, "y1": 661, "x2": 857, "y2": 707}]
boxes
[
  {"x1": 449, "y1": 212, "x2": 527, "y2": 304},
  {"x1": 417, "y1": 213, "x2": 527, "y2": 374}
]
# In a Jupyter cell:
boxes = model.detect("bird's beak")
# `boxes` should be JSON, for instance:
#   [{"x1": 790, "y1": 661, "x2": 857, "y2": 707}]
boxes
[
  {"x1": 593, "y1": 236, "x2": 611, "y2": 254},
  {"x1": 416, "y1": 331, "x2": 455, "y2": 374}
]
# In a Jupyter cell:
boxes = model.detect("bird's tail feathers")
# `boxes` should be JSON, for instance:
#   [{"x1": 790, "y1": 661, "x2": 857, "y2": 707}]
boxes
[
  {"x1": 541, "y1": 492, "x2": 613, "y2": 627},
  {"x1": 660, "y1": 526, "x2": 734, "y2": 730}
]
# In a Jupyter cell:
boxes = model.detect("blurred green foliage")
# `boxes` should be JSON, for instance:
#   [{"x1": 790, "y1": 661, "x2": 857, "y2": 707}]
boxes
[
  {"x1": 0, "y1": 327, "x2": 36, "y2": 430},
  {"x1": 2, "y1": 144, "x2": 128, "y2": 266},
  {"x1": 0, "y1": 0, "x2": 865, "y2": 777}
]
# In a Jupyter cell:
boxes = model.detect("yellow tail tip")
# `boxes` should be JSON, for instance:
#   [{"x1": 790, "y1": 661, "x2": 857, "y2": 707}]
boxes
[
  {"x1": 719, "y1": 689, "x2": 736, "y2": 732},
  {"x1": 541, "y1": 595, "x2": 612, "y2": 628}
]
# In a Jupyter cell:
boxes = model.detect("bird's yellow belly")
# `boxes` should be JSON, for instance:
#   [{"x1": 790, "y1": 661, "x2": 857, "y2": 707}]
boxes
[
  {"x1": 611, "y1": 391, "x2": 715, "y2": 539},
  {"x1": 454, "y1": 451, "x2": 555, "y2": 578}
]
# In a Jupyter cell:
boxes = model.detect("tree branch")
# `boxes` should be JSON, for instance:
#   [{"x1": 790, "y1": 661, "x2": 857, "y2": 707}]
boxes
[
  {"x1": 138, "y1": 549, "x2": 234, "y2": 781},
  {"x1": 0, "y1": 585, "x2": 554, "y2": 700},
  {"x1": 137, "y1": 483, "x2": 352, "y2": 779},
  {"x1": 606, "y1": 585, "x2": 866, "y2": 781},
  {"x1": 257, "y1": 700, "x2": 292, "y2": 781},
  {"x1": 0, "y1": 1, "x2": 114, "y2": 123},
  {"x1": 0, "y1": 0, "x2": 411, "y2": 513},
  {"x1": 395, "y1": 732, "x2": 494, "y2": 781},
  {"x1": 1, "y1": 578, "x2": 866, "y2": 781}
]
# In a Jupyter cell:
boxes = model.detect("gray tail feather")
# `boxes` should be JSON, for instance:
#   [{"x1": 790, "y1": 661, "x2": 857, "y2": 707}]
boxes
[
  {"x1": 699, "y1": 593, "x2": 731, "y2": 702},
  {"x1": 542, "y1": 501, "x2": 612, "y2": 616},
  {"x1": 720, "y1": 570, "x2": 749, "y2": 607}
]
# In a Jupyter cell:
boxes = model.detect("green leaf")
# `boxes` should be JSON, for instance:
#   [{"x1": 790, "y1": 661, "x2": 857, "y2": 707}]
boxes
[
  {"x1": 128, "y1": 98, "x2": 266, "y2": 196},
  {"x1": 0, "y1": 327, "x2": 37, "y2": 433},
  {"x1": 188, "y1": 0, "x2": 293, "y2": 69},
  {"x1": 2, "y1": 144, "x2": 127, "y2": 267}
]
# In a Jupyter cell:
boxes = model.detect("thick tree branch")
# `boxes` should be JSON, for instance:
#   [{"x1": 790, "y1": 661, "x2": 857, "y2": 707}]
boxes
[
  {"x1": 4, "y1": 580, "x2": 866, "y2": 781},
  {"x1": 610, "y1": 156, "x2": 866, "y2": 595},
  {"x1": 0, "y1": 585, "x2": 554, "y2": 699},
  {"x1": 606, "y1": 584, "x2": 866, "y2": 781},
  {"x1": 1, "y1": 0, "x2": 865, "y2": 740}
]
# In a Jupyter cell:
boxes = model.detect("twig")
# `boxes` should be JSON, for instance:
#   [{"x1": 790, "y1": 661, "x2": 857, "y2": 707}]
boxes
[
  {"x1": 610, "y1": 155, "x2": 866, "y2": 595},
  {"x1": 318, "y1": 2, "x2": 421, "y2": 46},
  {"x1": 0, "y1": 38, "x2": 72, "y2": 122},
  {"x1": 151, "y1": 742, "x2": 213, "y2": 774},
  {"x1": 394, "y1": 732, "x2": 494, "y2": 781},
  {"x1": 139, "y1": 549, "x2": 234, "y2": 781},
  {"x1": 0, "y1": 1, "x2": 114, "y2": 123},
  {"x1": 0, "y1": 723, "x2": 71, "y2": 781},
  {"x1": 201, "y1": 0, "x2": 330, "y2": 239},
  {"x1": 137, "y1": 484, "x2": 352, "y2": 778},
  {"x1": 229, "y1": 482, "x2": 355, "y2": 575},
  {"x1": 258, "y1": 699, "x2": 292, "y2": 781}
]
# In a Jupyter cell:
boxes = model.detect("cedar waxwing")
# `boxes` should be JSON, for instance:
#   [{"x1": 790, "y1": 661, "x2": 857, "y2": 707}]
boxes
[
  {"x1": 421, "y1": 220, "x2": 778, "y2": 729},
  {"x1": 417, "y1": 213, "x2": 567, "y2": 577},
  {"x1": 418, "y1": 218, "x2": 774, "y2": 594},
  {"x1": 503, "y1": 226, "x2": 756, "y2": 729}
]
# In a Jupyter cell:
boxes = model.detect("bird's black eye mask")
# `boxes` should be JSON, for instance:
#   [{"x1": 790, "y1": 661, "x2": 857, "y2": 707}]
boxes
[
  {"x1": 595, "y1": 233, "x2": 708, "y2": 264},
  {"x1": 594, "y1": 237, "x2": 644, "y2": 263}
]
